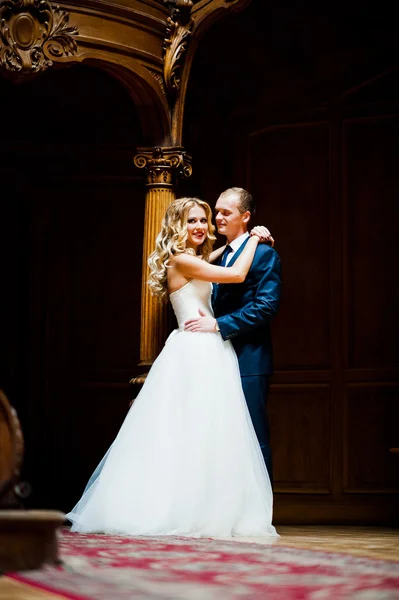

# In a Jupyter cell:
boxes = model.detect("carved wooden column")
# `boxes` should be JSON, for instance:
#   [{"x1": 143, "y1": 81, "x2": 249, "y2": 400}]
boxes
[{"x1": 132, "y1": 146, "x2": 191, "y2": 381}]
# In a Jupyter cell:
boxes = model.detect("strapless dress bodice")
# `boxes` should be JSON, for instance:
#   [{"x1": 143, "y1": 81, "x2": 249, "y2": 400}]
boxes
[{"x1": 169, "y1": 279, "x2": 213, "y2": 329}]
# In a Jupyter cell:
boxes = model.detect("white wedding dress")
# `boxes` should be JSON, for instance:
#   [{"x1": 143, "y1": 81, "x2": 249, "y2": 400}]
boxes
[{"x1": 66, "y1": 279, "x2": 277, "y2": 537}]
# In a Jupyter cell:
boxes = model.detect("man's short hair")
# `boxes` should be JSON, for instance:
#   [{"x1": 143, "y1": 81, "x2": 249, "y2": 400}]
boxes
[{"x1": 219, "y1": 187, "x2": 255, "y2": 215}]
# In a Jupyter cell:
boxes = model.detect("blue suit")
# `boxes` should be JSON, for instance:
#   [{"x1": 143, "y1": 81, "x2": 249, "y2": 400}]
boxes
[{"x1": 212, "y1": 238, "x2": 281, "y2": 481}]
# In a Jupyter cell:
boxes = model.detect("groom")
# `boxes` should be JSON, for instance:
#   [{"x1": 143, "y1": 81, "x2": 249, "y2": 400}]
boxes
[{"x1": 184, "y1": 187, "x2": 281, "y2": 483}]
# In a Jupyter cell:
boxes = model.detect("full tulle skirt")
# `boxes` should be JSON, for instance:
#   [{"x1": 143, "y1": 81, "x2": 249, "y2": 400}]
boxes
[{"x1": 66, "y1": 329, "x2": 277, "y2": 537}]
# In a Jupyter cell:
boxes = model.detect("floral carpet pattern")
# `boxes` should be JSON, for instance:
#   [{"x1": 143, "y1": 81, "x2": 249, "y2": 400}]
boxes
[{"x1": 9, "y1": 529, "x2": 399, "y2": 599}]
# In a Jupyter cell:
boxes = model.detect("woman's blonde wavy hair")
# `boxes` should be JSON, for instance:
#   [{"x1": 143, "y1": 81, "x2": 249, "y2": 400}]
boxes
[{"x1": 148, "y1": 197, "x2": 216, "y2": 298}]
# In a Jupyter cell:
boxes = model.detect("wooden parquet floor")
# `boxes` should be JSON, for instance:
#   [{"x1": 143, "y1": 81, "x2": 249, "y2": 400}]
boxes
[{"x1": 276, "y1": 525, "x2": 399, "y2": 561}]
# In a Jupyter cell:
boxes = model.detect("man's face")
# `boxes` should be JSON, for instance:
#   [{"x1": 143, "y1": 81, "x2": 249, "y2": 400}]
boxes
[{"x1": 215, "y1": 192, "x2": 249, "y2": 243}]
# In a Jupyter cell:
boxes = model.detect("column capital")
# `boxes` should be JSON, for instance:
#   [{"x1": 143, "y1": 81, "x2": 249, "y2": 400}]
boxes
[{"x1": 133, "y1": 146, "x2": 192, "y2": 187}]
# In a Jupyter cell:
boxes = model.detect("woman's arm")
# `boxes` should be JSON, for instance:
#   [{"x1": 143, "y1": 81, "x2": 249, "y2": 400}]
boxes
[
  {"x1": 209, "y1": 245, "x2": 226, "y2": 264},
  {"x1": 209, "y1": 227, "x2": 274, "y2": 264},
  {"x1": 173, "y1": 237, "x2": 260, "y2": 284}
]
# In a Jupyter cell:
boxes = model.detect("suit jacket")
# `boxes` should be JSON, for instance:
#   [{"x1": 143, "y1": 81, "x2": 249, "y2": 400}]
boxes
[{"x1": 212, "y1": 238, "x2": 281, "y2": 376}]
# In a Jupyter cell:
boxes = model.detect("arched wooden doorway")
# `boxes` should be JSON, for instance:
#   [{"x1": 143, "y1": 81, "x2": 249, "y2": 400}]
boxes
[
  {"x1": 0, "y1": 64, "x2": 151, "y2": 509},
  {"x1": 0, "y1": 0, "x2": 260, "y2": 511}
]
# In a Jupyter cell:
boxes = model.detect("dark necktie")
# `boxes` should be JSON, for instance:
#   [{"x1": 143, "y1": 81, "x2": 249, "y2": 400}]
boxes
[
  {"x1": 214, "y1": 245, "x2": 232, "y2": 302},
  {"x1": 219, "y1": 245, "x2": 233, "y2": 268}
]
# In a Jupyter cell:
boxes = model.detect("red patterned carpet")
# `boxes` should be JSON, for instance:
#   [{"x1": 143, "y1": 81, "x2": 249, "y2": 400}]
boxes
[{"x1": 8, "y1": 529, "x2": 399, "y2": 599}]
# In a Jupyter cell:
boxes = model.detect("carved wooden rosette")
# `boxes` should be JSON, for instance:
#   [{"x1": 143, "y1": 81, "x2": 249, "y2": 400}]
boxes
[
  {"x1": 132, "y1": 147, "x2": 192, "y2": 378},
  {"x1": 163, "y1": 0, "x2": 194, "y2": 95},
  {"x1": 0, "y1": 0, "x2": 78, "y2": 77}
]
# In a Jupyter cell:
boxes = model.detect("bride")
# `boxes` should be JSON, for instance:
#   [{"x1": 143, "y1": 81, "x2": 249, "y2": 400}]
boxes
[{"x1": 66, "y1": 197, "x2": 278, "y2": 538}]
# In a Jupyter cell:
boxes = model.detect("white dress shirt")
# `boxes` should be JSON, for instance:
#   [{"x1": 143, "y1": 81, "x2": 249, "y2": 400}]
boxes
[{"x1": 225, "y1": 232, "x2": 250, "y2": 266}]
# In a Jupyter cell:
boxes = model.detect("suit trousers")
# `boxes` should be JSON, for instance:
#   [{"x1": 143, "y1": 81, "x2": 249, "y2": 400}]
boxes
[{"x1": 240, "y1": 375, "x2": 273, "y2": 485}]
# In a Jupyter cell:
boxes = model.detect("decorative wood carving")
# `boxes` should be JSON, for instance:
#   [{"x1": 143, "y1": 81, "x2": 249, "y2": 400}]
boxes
[
  {"x1": 134, "y1": 145, "x2": 192, "y2": 186},
  {"x1": 163, "y1": 0, "x2": 194, "y2": 94},
  {"x1": 145, "y1": 66, "x2": 167, "y2": 97},
  {"x1": 0, "y1": 0, "x2": 253, "y2": 140},
  {"x1": 191, "y1": 0, "x2": 252, "y2": 22},
  {"x1": 133, "y1": 146, "x2": 192, "y2": 372},
  {"x1": 0, "y1": 0, "x2": 78, "y2": 76},
  {"x1": 130, "y1": 373, "x2": 148, "y2": 386}
]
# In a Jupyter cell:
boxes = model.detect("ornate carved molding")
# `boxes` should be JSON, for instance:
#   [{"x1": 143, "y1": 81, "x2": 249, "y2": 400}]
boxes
[
  {"x1": 129, "y1": 373, "x2": 147, "y2": 387},
  {"x1": 163, "y1": 0, "x2": 193, "y2": 94},
  {"x1": 145, "y1": 66, "x2": 167, "y2": 97},
  {"x1": 132, "y1": 143, "x2": 193, "y2": 377},
  {"x1": 0, "y1": 0, "x2": 78, "y2": 77},
  {"x1": 191, "y1": 0, "x2": 252, "y2": 16},
  {"x1": 134, "y1": 146, "x2": 192, "y2": 186}
]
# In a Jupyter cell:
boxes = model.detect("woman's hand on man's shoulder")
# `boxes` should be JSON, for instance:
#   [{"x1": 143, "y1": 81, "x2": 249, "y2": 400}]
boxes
[{"x1": 250, "y1": 226, "x2": 275, "y2": 247}]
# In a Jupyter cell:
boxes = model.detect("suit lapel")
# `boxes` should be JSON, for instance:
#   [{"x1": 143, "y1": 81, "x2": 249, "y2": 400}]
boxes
[
  {"x1": 215, "y1": 237, "x2": 250, "y2": 304},
  {"x1": 212, "y1": 254, "x2": 222, "y2": 307},
  {"x1": 226, "y1": 236, "x2": 250, "y2": 267}
]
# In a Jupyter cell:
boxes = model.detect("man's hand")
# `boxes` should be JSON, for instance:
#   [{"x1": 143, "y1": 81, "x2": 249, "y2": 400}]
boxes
[
  {"x1": 250, "y1": 226, "x2": 275, "y2": 247},
  {"x1": 184, "y1": 309, "x2": 217, "y2": 333}
]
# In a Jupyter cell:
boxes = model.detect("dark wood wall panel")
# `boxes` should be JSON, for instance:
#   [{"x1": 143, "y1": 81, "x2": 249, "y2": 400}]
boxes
[
  {"x1": 249, "y1": 123, "x2": 331, "y2": 370},
  {"x1": 0, "y1": 65, "x2": 146, "y2": 511},
  {"x1": 184, "y1": 2, "x2": 399, "y2": 523},
  {"x1": 71, "y1": 182, "x2": 144, "y2": 377},
  {"x1": 344, "y1": 383, "x2": 399, "y2": 493},
  {"x1": 54, "y1": 383, "x2": 131, "y2": 510},
  {"x1": 269, "y1": 385, "x2": 332, "y2": 493},
  {"x1": 344, "y1": 116, "x2": 399, "y2": 369},
  {"x1": 37, "y1": 384, "x2": 133, "y2": 510},
  {"x1": 27, "y1": 182, "x2": 144, "y2": 380},
  {"x1": 26, "y1": 181, "x2": 145, "y2": 509},
  {"x1": 242, "y1": 97, "x2": 399, "y2": 522}
]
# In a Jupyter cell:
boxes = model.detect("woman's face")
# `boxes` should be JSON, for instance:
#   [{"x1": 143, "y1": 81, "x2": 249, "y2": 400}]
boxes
[{"x1": 186, "y1": 205, "x2": 208, "y2": 251}]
